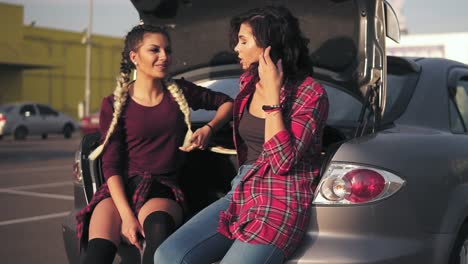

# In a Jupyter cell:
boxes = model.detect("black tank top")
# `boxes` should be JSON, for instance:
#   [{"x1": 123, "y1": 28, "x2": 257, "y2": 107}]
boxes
[{"x1": 238, "y1": 107, "x2": 265, "y2": 164}]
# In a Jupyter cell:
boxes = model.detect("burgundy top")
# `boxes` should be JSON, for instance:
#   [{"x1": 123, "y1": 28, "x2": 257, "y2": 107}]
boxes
[
  {"x1": 100, "y1": 90, "x2": 185, "y2": 180},
  {"x1": 100, "y1": 78, "x2": 233, "y2": 181}
]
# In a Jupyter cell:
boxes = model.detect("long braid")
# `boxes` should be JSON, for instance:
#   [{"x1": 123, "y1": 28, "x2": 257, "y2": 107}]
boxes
[
  {"x1": 165, "y1": 79, "x2": 193, "y2": 148},
  {"x1": 88, "y1": 51, "x2": 132, "y2": 161}
]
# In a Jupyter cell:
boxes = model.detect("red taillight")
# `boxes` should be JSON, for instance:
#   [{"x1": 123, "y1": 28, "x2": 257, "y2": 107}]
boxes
[
  {"x1": 343, "y1": 169, "x2": 385, "y2": 202},
  {"x1": 0, "y1": 113, "x2": 6, "y2": 122},
  {"x1": 314, "y1": 163, "x2": 404, "y2": 205}
]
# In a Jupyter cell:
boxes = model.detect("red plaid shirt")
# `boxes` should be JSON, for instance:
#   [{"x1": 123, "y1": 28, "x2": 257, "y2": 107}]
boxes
[{"x1": 217, "y1": 72, "x2": 329, "y2": 258}]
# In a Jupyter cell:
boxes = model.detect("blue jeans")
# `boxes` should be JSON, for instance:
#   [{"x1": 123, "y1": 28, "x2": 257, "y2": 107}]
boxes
[{"x1": 154, "y1": 165, "x2": 285, "y2": 264}]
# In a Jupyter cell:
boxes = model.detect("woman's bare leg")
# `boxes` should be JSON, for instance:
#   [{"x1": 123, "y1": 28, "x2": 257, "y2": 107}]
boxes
[
  {"x1": 82, "y1": 198, "x2": 122, "y2": 264},
  {"x1": 88, "y1": 198, "x2": 122, "y2": 244}
]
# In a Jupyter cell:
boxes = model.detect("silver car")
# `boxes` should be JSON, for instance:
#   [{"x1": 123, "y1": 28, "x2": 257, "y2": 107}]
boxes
[
  {"x1": 0, "y1": 102, "x2": 78, "y2": 140},
  {"x1": 62, "y1": 0, "x2": 468, "y2": 263}
]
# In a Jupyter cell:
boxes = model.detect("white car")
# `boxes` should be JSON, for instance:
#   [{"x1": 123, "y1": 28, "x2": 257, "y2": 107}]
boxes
[{"x1": 0, "y1": 102, "x2": 78, "y2": 140}]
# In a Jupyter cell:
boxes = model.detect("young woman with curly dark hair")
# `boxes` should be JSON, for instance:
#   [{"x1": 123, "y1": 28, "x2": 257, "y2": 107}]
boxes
[{"x1": 155, "y1": 5, "x2": 329, "y2": 264}]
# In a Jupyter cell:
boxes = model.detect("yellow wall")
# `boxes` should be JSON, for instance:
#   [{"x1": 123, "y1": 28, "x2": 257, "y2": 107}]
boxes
[
  {"x1": 0, "y1": 3, "x2": 22, "y2": 103},
  {"x1": 0, "y1": 3, "x2": 23, "y2": 43},
  {"x1": 21, "y1": 28, "x2": 124, "y2": 117},
  {"x1": 0, "y1": 68, "x2": 22, "y2": 103},
  {"x1": 0, "y1": 3, "x2": 123, "y2": 118}
]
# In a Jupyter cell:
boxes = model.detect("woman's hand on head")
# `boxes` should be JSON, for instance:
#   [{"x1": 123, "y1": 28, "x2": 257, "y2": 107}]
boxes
[
  {"x1": 257, "y1": 46, "x2": 283, "y2": 105},
  {"x1": 121, "y1": 214, "x2": 145, "y2": 250},
  {"x1": 179, "y1": 125, "x2": 212, "y2": 152}
]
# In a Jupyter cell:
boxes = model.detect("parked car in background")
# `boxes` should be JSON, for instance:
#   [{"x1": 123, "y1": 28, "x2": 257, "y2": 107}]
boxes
[
  {"x1": 0, "y1": 102, "x2": 78, "y2": 140},
  {"x1": 0, "y1": 109, "x2": 6, "y2": 140},
  {"x1": 79, "y1": 111, "x2": 100, "y2": 135},
  {"x1": 62, "y1": 0, "x2": 468, "y2": 264}
]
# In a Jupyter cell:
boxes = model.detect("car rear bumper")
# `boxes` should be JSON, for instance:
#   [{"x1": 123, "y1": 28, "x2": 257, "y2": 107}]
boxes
[
  {"x1": 288, "y1": 231, "x2": 453, "y2": 264},
  {"x1": 64, "y1": 211, "x2": 452, "y2": 264},
  {"x1": 286, "y1": 189, "x2": 455, "y2": 264}
]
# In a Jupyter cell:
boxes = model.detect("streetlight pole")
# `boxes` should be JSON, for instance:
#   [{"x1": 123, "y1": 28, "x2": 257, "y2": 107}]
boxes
[{"x1": 84, "y1": 0, "x2": 93, "y2": 117}]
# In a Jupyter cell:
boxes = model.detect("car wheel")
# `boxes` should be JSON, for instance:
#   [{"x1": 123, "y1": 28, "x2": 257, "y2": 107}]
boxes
[
  {"x1": 63, "y1": 124, "x2": 73, "y2": 139},
  {"x1": 450, "y1": 222, "x2": 468, "y2": 264},
  {"x1": 14, "y1": 126, "x2": 28, "y2": 140},
  {"x1": 41, "y1": 133, "x2": 48, "y2": 139}
]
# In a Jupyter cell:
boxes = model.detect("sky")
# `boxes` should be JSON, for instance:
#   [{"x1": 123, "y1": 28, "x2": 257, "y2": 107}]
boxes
[{"x1": 2, "y1": 0, "x2": 468, "y2": 38}]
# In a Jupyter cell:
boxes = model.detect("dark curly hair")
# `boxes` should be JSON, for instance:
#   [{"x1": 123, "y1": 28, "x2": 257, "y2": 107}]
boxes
[{"x1": 229, "y1": 5, "x2": 313, "y2": 78}]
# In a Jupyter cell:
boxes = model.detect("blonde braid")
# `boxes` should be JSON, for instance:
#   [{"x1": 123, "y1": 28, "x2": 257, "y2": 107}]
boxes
[
  {"x1": 88, "y1": 72, "x2": 130, "y2": 161},
  {"x1": 165, "y1": 78, "x2": 193, "y2": 148}
]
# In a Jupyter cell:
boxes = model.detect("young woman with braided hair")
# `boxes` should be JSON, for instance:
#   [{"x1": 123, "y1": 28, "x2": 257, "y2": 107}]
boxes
[
  {"x1": 155, "y1": 6, "x2": 329, "y2": 264},
  {"x1": 75, "y1": 24, "x2": 233, "y2": 264}
]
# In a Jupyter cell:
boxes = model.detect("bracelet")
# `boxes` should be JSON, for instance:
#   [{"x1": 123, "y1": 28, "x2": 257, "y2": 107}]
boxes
[
  {"x1": 205, "y1": 123, "x2": 214, "y2": 134},
  {"x1": 262, "y1": 104, "x2": 282, "y2": 113}
]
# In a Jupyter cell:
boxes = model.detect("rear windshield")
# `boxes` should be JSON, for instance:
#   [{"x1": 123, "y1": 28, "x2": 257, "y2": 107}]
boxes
[
  {"x1": 190, "y1": 72, "x2": 418, "y2": 125},
  {"x1": 323, "y1": 72, "x2": 418, "y2": 125}
]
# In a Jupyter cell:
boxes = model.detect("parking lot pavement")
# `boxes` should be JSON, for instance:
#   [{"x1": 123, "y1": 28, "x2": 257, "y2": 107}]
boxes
[{"x1": 0, "y1": 135, "x2": 80, "y2": 264}]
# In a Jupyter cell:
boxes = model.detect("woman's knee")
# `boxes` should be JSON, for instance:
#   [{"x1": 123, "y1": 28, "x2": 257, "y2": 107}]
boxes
[
  {"x1": 154, "y1": 198, "x2": 232, "y2": 264},
  {"x1": 153, "y1": 238, "x2": 185, "y2": 264},
  {"x1": 139, "y1": 198, "x2": 183, "y2": 227}
]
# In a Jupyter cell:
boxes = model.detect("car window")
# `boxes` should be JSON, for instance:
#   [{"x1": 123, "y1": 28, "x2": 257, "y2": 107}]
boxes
[
  {"x1": 450, "y1": 80, "x2": 468, "y2": 133},
  {"x1": 190, "y1": 77, "x2": 363, "y2": 124},
  {"x1": 321, "y1": 85, "x2": 361, "y2": 123},
  {"x1": 321, "y1": 72, "x2": 412, "y2": 124},
  {"x1": 19, "y1": 104, "x2": 37, "y2": 117},
  {"x1": 386, "y1": 74, "x2": 408, "y2": 115},
  {"x1": 0, "y1": 104, "x2": 14, "y2": 113},
  {"x1": 191, "y1": 78, "x2": 238, "y2": 123},
  {"x1": 189, "y1": 73, "x2": 410, "y2": 125},
  {"x1": 37, "y1": 104, "x2": 59, "y2": 116},
  {"x1": 449, "y1": 99, "x2": 466, "y2": 133}
]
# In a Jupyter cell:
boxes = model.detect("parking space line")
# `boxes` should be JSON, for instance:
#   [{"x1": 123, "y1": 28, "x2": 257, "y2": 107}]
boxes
[
  {"x1": 0, "y1": 188, "x2": 73, "y2": 200},
  {"x1": 0, "y1": 165, "x2": 71, "y2": 176},
  {"x1": 0, "y1": 211, "x2": 70, "y2": 226},
  {"x1": 10, "y1": 181, "x2": 73, "y2": 190}
]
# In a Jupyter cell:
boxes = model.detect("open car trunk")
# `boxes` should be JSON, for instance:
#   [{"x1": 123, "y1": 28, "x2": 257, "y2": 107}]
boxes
[
  {"x1": 132, "y1": 0, "x2": 400, "y2": 119},
  {"x1": 130, "y1": 0, "x2": 402, "y2": 190}
]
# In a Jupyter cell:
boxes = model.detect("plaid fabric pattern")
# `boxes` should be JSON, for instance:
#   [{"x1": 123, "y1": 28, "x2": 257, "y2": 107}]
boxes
[
  {"x1": 217, "y1": 72, "x2": 329, "y2": 258},
  {"x1": 75, "y1": 171, "x2": 184, "y2": 250}
]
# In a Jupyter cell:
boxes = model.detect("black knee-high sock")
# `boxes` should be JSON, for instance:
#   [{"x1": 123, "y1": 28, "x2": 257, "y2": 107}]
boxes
[
  {"x1": 81, "y1": 238, "x2": 117, "y2": 264},
  {"x1": 142, "y1": 211, "x2": 175, "y2": 264}
]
